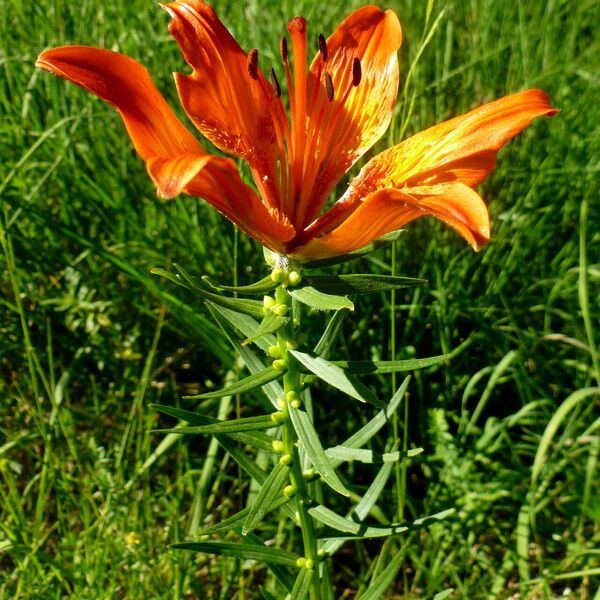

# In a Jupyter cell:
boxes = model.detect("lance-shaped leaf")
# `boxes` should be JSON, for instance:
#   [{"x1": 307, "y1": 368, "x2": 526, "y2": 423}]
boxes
[
  {"x1": 184, "y1": 367, "x2": 281, "y2": 399},
  {"x1": 151, "y1": 404, "x2": 273, "y2": 451},
  {"x1": 305, "y1": 274, "x2": 426, "y2": 295},
  {"x1": 201, "y1": 496, "x2": 290, "y2": 536},
  {"x1": 313, "y1": 309, "x2": 349, "y2": 359},
  {"x1": 152, "y1": 267, "x2": 264, "y2": 318},
  {"x1": 289, "y1": 408, "x2": 350, "y2": 497},
  {"x1": 331, "y1": 376, "x2": 410, "y2": 467},
  {"x1": 324, "y1": 446, "x2": 423, "y2": 464},
  {"x1": 289, "y1": 286, "x2": 354, "y2": 311},
  {"x1": 290, "y1": 350, "x2": 385, "y2": 409},
  {"x1": 322, "y1": 454, "x2": 396, "y2": 556},
  {"x1": 290, "y1": 568, "x2": 313, "y2": 600},
  {"x1": 207, "y1": 304, "x2": 283, "y2": 406},
  {"x1": 202, "y1": 274, "x2": 277, "y2": 295},
  {"x1": 243, "y1": 462, "x2": 291, "y2": 534},
  {"x1": 313, "y1": 506, "x2": 456, "y2": 540},
  {"x1": 243, "y1": 312, "x2": 289, "y2": 346},
  {"x1": 209, "y1": 303, "x2": 277, "y2": 351},
  {"x1": 331, "y1": 355, "x2": 451, "y2": 374},
  {"x1": 155, "y1": 414, "x2": 277, "y2": 436},
  {"x1": 171, "y1": 541, "x2": 300, "y2": 566}
]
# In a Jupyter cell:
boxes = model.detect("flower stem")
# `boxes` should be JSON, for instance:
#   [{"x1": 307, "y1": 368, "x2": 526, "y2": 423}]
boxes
[{"x1": 274, "y1": 283, "x2": 324, "y2": 600}]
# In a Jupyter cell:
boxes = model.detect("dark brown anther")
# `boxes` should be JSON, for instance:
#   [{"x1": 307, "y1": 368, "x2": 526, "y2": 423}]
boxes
[
  {"x1": 247, "y1": 49, "x2": 259, "y2": 80},
  {"x1": 324, "y1": 73, "x2": 334, "y2": 101},
  {"x1": 318, "y1": 33, "x2": 328, "y2": 61},
  {"x1": 352, "y1": 57, "x2": 362, "y2": 87},
  {"x1": 269, "y1": 67, "x2": 281, "y2": 97},
  {"x1": 280, "y1": 36, "x2": 288, "y2": 62}
]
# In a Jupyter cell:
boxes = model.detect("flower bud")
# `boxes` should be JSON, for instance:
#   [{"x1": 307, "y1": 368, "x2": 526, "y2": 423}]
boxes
[
  {"x1": 272, "y1": 303, "x2": 289, "y2": 317},
  {"x1": 296, "y1": 557, "x2": 306, "y2": 568},
  {"x1": 263, "y1": 295, "x2": 276, "y2": 313},
  {"x1": 270, "y1": 411, "x2": 284, "y2": 424},
  {"x1": 279, "y1": 454, "x2": 292, "y2": 466},
  {"x1": 283, "y1": 484, "x2": 295, "y2": 497},
  {"x1": 288, "y1": 271, "x2": 302, "y2": 287},
  {"x1": 272, "y1": 358, "x2": 287, "y2": 371},
  {"x1": 267, "y1": 344, "x2": 283, "y2": 357},
  {"x1": 272, "y1": 439, "x2": 284, "y2": 453},
  {"x1": 270, "y1": 267, "x2": 287, "y2": 284}
]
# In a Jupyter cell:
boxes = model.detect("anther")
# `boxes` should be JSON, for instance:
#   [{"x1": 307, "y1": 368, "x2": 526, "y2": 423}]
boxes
[
  {"x1": 318, "y1": 33, "x2": 328, "y2": 61},
  {"x1": 324, "y1": 73, "x2": 334, "y2": 102},
  {"x1": 269, "y1": 67, "x2": 281, "y2": 97},
  {"x1": 280, "y1": 36, "x2": 288, "y2": 62},
  {"x1": 247, "y1": 49, "x2": 259, "y2": 80},
  {"x1": 352, "y1": 57, "x2": 362, "y2": 87}
]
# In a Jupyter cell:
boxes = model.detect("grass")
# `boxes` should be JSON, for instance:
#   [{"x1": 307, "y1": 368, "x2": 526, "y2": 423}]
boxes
[{"x1": 1, "y1": 0, "x2": 599, "y2": 597}]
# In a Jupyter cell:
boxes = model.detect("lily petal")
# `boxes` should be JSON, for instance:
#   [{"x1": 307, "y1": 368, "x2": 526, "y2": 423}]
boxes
[
  {"x1": 292, "y1": 183, "x2": 490, "y2": 260},
  {"x1": 298, "y1": 6, "x2": 402, "y2": 225},
  {"x1": 165, "y1": 0, "x2": 281, "y2": 196},
  {"x1": 343, "y1": 89, "x2": 558, "y2": 203},
  {"x1": 36, "y1": 45, "x2": 204, "y2": 159},
  {"x1": 36, "y1": 45, "x2": 294, "y2": 248}
]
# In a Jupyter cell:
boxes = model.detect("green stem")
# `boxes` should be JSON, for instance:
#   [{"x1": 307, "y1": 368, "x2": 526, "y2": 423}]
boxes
[{"x1": 274, "y1": 282, "x2": 324, "y2": 600}]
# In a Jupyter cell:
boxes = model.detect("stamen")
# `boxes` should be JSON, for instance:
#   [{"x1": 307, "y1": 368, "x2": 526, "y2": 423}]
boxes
[
  {"x1": 247, "y1": 49, "x2": 259, "y2": 80},
  {"x1": 279, "y1": 36, "x2": 288, "y2": 62},
  {"x1": 318, "y1": 33, "x2": 328, "y2": 62},
  {"x1": 270, "y1": 67, "x2": 281, "y2": 97},
  {"x1": 352, "y1": 57, "x2": 362, "y2": 87},
  {"x1": 324, "y1": 73, "x2": 334, "y2": 102}
]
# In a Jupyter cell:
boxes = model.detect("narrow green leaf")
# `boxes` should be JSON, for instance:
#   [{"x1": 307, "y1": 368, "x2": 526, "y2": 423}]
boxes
[
  {"x1": 332, "y1": 376, "x2": 410, "y2": 466},
  {"x1": 243, "y1": 462, "x2": 291, "y2": 534},
  {"x1": 151, "y1": 267, "x2": 264, "y2": 318},
  {"x1": 313, "y1": 310, "x2": 348, "y2": 359},
  {"x1": 291, "y1": 350, "x2": 384, "y2": 408},
  {"x1": 207, "y1": 304, "x2": 283, "y2": 407},
  {"x1": 171, "y1": 542, "x2": 299, "y2": 566},
  {"x1": 202, "y1": 274, "x2": 277, "y2": 295},
  {"x1": 289, "y1": 286, "x2": 354, "y2": 311},
  {"x1": 209, "y1": 303, "x2": 276, "y2": 351},
  {"x1": 331, "y1": 355, "x2": 451, "y2": 374},
  {"x1": 306, "y1": 274, "x2": 426, "y2": 295},
  {"x1": 243, "y1": 312, "x2": 289, "y2": 346},
  {"x1": 314, "y1": 507, "x2": 455, "y2": 541},
  {"x1": 433, "y1": 590, "x2": 454, "y2": 600},
  {"x1": 324, "y1": 446, "x2": 423, "y2": 464},
  {"x1": 151, "y1": 404, "x2": 273, "y2": 451},
  {"x1": 289, "y1": 408, "x2": 350, "y2": 497},
  {"x1": 201, "y1": 496, "x2": 290, "y2": 536},
  {"x1": 155, "y1": 414, "x2": 277, "y2": 435},
  {"x1": 184, "y1": 367, "x2": 280, "y2": 399},
  {"x1": 322, "y1": 453, "x2": 396, "y2": 556},
  {"x1": 290, "y1": 568, "x2": 313, "y2": 600}
]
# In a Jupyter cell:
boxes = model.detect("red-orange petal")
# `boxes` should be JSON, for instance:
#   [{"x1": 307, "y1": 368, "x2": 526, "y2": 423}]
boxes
[
  {"x1": 164, "y1": 1, "x2": 281, "y2": 185},
  {"x1": 36, "y1": 46, "x2": 204, "y2": 160},
  {"x1": 292, "y1": 183, "x2": 490, "y2": 261},
  {"x1": 36, "y1": 45, "x2": 295, "y2": 249},
  {"x1": 344, "y1": 89, "x2": 558, "y2": 203},
  {"x1": 298, "y1": 6, "x2": 402, "y2": 225}
]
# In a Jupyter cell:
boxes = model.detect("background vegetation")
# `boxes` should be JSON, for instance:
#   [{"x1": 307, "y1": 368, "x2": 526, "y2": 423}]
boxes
[{"x1": 1, "y1": 0, "x2": 598, "y2": 597}]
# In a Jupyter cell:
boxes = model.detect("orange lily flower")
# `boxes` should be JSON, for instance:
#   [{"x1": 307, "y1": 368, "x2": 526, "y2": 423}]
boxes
[{"x1": 36, "y1": 2, "x2": 557, "y2": 262}]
